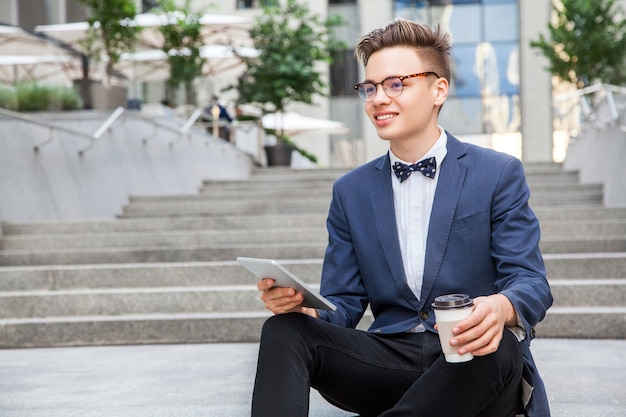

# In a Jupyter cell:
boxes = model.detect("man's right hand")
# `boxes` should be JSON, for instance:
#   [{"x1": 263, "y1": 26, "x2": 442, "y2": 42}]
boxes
[{"x1": 257, "y1": 278, "x2": 319, "y2": 318}]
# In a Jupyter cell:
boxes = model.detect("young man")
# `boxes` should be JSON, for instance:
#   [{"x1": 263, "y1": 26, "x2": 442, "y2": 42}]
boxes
[{"x1": 252, "y1": 19, "x2": 552, "y2": 417}]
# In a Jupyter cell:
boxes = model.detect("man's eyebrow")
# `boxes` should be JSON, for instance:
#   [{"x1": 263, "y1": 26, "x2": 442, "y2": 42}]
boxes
[{"x1": 360, "y1": 74, "x2": 402, "y2": 84}]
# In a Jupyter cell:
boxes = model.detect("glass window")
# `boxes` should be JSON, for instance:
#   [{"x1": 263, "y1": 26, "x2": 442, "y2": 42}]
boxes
[
  {"x1": 484, "y1": 4, "x2": 518, "y2": 42},
  {"x1": 450, "y1": 44, "x2": 481, "y2": 98},
  {"x1": 443, "y1": 4, "x2": 481, "y2": 44},
  {"x1": 331, "y1": 49, "x2": 360, "y2": 97},
  {"x1": 439, "y1": 97, "x2": 483, "y2": 134},
  {"x1": 490, "y1": 42, "x2": 519, "y2": 95},
  {"x1": 484, "y1": 0, "x2": 517, "y2": 4},
  {"x1": 236, "y1": 0, "x2": 277, "y2": 9}
]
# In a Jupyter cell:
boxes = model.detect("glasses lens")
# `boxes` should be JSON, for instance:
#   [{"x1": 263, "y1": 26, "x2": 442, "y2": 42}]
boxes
[
  {"x1": 357, "y1": 83, "x2": 376, "y2": 101},
  {"x1": 383, "y1": 78, "x2": 403, "y2": 97}
]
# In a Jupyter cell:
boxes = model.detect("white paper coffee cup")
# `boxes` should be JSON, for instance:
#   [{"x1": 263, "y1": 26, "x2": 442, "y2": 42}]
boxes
[{"x1": 432, "y1": 294, "x2": 474, "y2": 363}]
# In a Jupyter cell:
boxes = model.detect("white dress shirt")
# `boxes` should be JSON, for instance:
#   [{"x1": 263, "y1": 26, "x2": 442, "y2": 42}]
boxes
[{"x1": 389, "y1": 128, "x2": 448, "y2": 301}]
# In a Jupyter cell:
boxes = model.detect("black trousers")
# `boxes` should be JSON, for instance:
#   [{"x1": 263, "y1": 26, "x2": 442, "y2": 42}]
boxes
[{"x1": 251, "y1": 313, "x2": 524, "y2": 417}]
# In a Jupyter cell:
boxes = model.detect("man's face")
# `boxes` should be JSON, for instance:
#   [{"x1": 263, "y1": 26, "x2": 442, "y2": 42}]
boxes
[{"x1": 363, "y1": 46, "x2": 444, "y2": 144}]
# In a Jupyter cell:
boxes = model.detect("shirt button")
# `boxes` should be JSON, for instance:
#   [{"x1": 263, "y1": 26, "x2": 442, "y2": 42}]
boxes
[{"x1": 419, "y1": 311, "x2": 429, "y2": 321}]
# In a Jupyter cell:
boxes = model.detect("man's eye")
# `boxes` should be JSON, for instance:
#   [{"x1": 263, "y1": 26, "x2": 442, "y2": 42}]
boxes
[
  {"x1": 364, "y1": 84, "x2": 376, "y2": 94},
  {"x1": 388, "y1": 80, "x2": 402, "y2": 89}
]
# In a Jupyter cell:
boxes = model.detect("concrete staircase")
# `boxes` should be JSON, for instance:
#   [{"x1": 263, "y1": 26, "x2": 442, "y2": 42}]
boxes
[{"x1": 1, "y1": 164, "x2": 625, "y2": 348}]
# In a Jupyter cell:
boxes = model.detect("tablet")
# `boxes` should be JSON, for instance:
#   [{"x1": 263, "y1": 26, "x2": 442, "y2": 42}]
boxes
[{"x1": 236, "y1": 257, "x2": 337, "y2": 311}]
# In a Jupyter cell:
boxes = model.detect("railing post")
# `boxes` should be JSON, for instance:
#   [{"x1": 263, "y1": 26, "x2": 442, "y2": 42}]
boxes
[
  {"x1": 170, "y1": 108, "x2": 203, "y2": 146},
  {"x1": 78, "y1": 106, "x2": 125, "y2": 155}
]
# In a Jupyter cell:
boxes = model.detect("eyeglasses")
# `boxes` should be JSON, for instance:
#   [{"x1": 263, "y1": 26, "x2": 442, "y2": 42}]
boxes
[{"x1": 354, "y1": 71, "x2": 439, "y2": 102}]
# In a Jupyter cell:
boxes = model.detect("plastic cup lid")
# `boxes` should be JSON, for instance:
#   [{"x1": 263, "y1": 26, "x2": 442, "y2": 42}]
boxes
[{"x1": 431, "y1": 294, "x2": 474, "y2": 309}]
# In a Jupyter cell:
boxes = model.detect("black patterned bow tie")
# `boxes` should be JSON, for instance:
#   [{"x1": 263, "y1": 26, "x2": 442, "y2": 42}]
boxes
[{"x1": 393, "y1": 157, "x2": 437, "y2": 182}]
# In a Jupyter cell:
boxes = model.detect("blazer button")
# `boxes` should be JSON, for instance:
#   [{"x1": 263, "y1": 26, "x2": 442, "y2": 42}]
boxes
[{"x1": 419, "y1": 311, "x2": 429, "y2": 321}]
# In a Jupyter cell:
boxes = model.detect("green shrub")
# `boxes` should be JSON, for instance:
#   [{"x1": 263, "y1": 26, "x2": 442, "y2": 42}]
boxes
[
  {"x1": 0, "y1": 86, "x2": 17, "y2": 110},
  {"x1": 0, "y1": 83, "x2": 83, "y2": 111},
  {"x1": 59, "y1": 87, "x2": 83, "y2": 110}
]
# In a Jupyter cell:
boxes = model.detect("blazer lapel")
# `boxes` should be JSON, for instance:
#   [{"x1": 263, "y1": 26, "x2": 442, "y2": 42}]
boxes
[
  {"x1": 369, "y1": 155, "x2": 421, "y2": 308},
  {"x1": 419, "y1": 135, "x2": 468, "y2": 308}
]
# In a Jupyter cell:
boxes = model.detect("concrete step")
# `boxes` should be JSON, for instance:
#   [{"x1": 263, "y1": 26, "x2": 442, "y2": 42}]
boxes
[
  {"x1": 0, "y1": 312, "x2": 272, "y2": 348},
  {"x1": 1, "y1": 253, "x2": 624, "y2": 291},
  {"x1": 0, "y1": 260, "x2": 324, "y2": 292},
  {"x1": 533, "y1": 205, "x2": 626, "y2": 221},
  {"x1": 539, "y1": 235, "x2": 626, "y2": 253},
  {"x1": 4, "y1": 220, "x2": 625, "y2": 250},
  {"x1": 0, "y1": 228, "x2": 328, "y2": 250},
  {"x1": 0, "y1": 214, "x2": 328, "y2": 236},
  {"x1": 1, "y1": 307, "x2": 624, "y2": 348},
  {"x1": 544, "y1": 252, "x2": 626, "y2": 278},
  {"x1": 3, "y1": 214, "x2": 625, "y2": 239},
  {"x1": 0, "y1": 243, "x2": 327, "y2": 266},
  {"x1": 529, "y1": 186, "x2": 603, "y2": 205},
  {"x1": 131, "y1": 184, "x2": 602, "y2": 207},
  {"x1": 2, "y1": 277, "x2": 622, "y2": 320},
  {"x1": 549, "y1": 279, "x2": 626, "y2": 307},
  {"x1": 1, "y1": 236, "x2": 624, "y2": 266},
  {"x1": 0, "y1": 286, "x2": 266, "y2": 319},
  {"x1": 540, "y1": 219, "x2": 626, "y2": 237},
  {"x1": 136, "y1": 185, "x2": 332, "y2": 201},
  {"x1": 534, "y1": 307, "x2": 626, "y2": 339},
  {"x1": 119, "y1": 200, "x2": 332, "y2": 217}
]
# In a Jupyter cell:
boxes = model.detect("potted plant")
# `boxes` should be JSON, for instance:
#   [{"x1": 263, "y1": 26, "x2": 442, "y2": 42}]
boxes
[
  {"x1": 231, "y1": 0, "x2": 344, "y2": 166},
  {"x1": 77, "y1": 0, "x2": 140, "y2": 109}
]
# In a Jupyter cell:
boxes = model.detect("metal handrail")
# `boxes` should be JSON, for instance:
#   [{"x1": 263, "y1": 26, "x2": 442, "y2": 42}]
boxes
[
  {"x1": 553, "y1": 83, "x2": 626, "y2": 136},
  {"x1": 0, "y1": 106, "x2": 125, "y2": 155},
  {"x1": 167, "y1": 107, "x2": 205, "y2": 146}
]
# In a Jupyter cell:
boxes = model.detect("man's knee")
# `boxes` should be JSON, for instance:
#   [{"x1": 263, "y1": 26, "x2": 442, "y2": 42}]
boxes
[{"x1": 260, "y1": 313, "x2": 312, "y2": 346}]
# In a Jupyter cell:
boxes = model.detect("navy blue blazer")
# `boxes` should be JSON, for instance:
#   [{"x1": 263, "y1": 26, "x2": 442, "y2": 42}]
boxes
[{"x1": 318, "y1": 133, "x2": 553, "y2": 416}]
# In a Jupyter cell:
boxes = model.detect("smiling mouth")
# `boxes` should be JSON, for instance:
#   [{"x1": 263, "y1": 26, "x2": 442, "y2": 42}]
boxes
[{"x1": 376, "y1": 113, "x2": 397, "y2": 121}]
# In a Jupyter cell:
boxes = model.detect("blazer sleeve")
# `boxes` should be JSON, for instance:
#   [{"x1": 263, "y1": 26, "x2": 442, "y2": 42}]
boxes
[
  {"x1": 490, "y1": 157, "x2": 553, "y2": 338},
  {"x1": 318, "y1": 179, "x2": 370, "y2": 328}
]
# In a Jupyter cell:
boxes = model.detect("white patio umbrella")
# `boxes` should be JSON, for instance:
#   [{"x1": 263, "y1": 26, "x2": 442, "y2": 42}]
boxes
[
  {"x1": 261, "y1": 112, "x2": 350, "y2": 136},
  {"x1": 0, "y1": 54, "x2": 83, "y2": 84},
  {"x1": 34, "y1": 12, "x2": 252, "y2": 52},
  {"x1": 0, "y1": 25, "x2": 86, "y2": 84},
  {"x1": 34, "y1": 13, "x2": 252, "y2": 83},
  {"x1": 117, "y1": 45, "x2": 259, "y2": 82}
]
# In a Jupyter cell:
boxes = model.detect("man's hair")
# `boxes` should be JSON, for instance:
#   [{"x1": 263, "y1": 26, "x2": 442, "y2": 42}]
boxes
[{"x1": 355, "y1": 18, "x2": 451, "y2": 83}]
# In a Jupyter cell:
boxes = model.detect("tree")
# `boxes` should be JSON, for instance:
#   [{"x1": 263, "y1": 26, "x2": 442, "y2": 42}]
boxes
[
  {"x1": 530, "y1": 0, "x2": 626, "y2": 88},
  {"x1": 155, "y1": 0, "x2": 206, "y2": 106},
  {"x1": 77, "y1": 0, "x2": 140, "y2": 85},
  {"x1": 232, "y1": 0, "x2": 345, "y2": 141}
]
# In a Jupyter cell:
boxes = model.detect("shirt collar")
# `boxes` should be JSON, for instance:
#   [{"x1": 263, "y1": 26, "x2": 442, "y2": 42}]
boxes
[{"x1": 389, "y1": 127, "x2": 448, "y2": 166}]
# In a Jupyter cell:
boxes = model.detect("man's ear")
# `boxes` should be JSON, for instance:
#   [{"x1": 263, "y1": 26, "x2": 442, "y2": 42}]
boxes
[{"x1": 434, "y1": 77, "x2": 449, "y2": 106}]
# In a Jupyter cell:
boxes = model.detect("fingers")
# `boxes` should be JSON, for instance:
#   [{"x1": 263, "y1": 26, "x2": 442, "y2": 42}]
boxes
[
  {"x1": 449, "y1": 296, "x2": 505, "y2": 356},
  {"x1": 257, "y1": 278, "x2": 305, "y2": 314}
]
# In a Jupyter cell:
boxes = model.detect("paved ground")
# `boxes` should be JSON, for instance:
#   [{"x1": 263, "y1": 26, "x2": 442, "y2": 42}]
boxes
[{"x1": 1, "y1": 338, "x2": 625, "y2": 417}]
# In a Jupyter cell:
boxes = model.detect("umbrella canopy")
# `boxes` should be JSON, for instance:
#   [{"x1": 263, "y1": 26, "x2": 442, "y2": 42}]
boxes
[
  {"x1": 33, "y1": 13, "x2": 252, "y2": 82},
  {"x1": 0, "y1": 24, "x2": 86, "y2": 84},
  {"x1": 34, "y1": 12, "x2": 252, "y2": 52},
  {"x1": 0, "y1": 55, "x2": 83, "y2": 84},
  {"x1": 117, "y1": 45, "x2": 259, "y2": 81},
  {"x1": 261, "y1": 112, "x2": 349, "y2": 136}
]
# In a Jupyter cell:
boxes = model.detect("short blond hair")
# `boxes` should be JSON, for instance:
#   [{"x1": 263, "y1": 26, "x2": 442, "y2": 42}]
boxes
[{"x1": 355, "y1": 18, "x2": 451, "y2": 83}]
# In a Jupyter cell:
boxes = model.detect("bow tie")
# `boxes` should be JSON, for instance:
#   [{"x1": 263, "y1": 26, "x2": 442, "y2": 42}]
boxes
[{"x1": 393, "y1": 157, "x2": 437, "y2": 182}]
